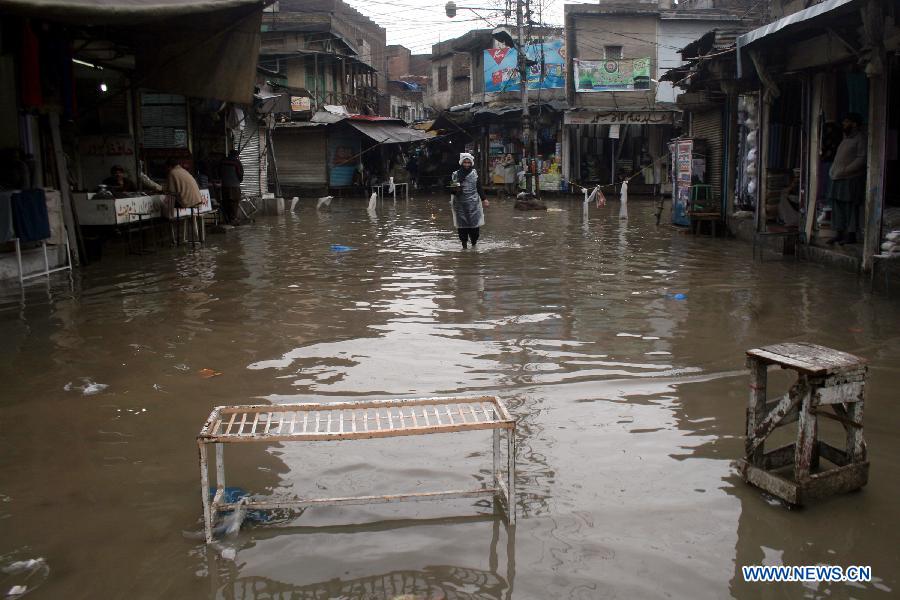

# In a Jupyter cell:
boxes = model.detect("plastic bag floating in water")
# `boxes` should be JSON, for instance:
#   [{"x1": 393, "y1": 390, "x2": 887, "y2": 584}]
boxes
[
  {"x1": 330, "y1": 244, "x2": 354, "y2": 252},
  {"x1": 2, "y1": 556, "x2": 49, "y2": 597},
  {"x1": 63, "y1": 379, "x2": 108, "y2": 396}
]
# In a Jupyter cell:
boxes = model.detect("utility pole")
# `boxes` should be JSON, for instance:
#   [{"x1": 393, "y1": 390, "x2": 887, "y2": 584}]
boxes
[{"x1": 516, "y1": 0, "x2": 532, "y2": 194}]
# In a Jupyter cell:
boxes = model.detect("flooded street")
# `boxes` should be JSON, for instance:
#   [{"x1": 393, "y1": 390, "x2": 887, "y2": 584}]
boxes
[{"x1": 2, "y1": 195, "x2": 898, "y2": 599}]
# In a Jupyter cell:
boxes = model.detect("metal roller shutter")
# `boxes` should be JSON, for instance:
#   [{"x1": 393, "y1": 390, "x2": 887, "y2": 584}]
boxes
[
  {"x1": 273, "y1": 128, "x2": 327, "y2": 186},
  {"x1": 237, "y1": 120, "x2": 266, "y2": 195},
  {"x1": 691, "y1": 109, "x2": 724, "y2": 202}
]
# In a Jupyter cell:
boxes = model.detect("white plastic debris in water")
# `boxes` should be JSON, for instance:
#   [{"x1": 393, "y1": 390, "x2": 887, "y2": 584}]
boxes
[
  {"x1": 63, "y1": 379, "x2": 108, "y2": 396},
  {"x1": 2, "y1": 557, "x2": 49, "y2": 597},
  {"x1": 619, "y1": 180, "x2": 628, "y2": 220},
  {"x1": 220, "y1": 547, "x2": 237, "y2": 561},
  {"x1": 222, "y1": 498, "x2": 248, "y2": 537},
  {"x1": 316, "y1": 195, "x2": 333, "y2": 210},
  {"x1": 368, "y1": 192, "x2": 377, "y2": 211}
]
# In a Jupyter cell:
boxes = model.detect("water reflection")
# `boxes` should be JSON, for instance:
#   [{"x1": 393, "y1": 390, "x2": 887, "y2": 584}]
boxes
[
  {"x1": 209, "y1": 515, "x2": 515, "y2": 600},
  {"x1": 2, "y1": 195, "x2": 899, "y2": 599}
]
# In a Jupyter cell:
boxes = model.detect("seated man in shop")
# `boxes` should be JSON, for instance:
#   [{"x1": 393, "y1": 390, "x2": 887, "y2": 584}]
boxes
[
  {"x1": 102, "y1": 165, "x2": 136, "y2": 194},
  {"x1": 163, "y1": 158, "x2": 203, "y2": 218}
]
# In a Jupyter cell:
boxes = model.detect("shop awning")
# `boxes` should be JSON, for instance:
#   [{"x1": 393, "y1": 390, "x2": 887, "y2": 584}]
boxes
[
  {"x1": 255, "y1": 92, "x2": 292, "y2": 115},
  {"x1": 0, "y1": 0, "x2": 265, "y2": 104},
  {"x1": 735, "y1": 0, "x2": 860, "y2": 76},
  {"x1": 736, "y1": 0, "x2": 858, "y2": 48},
  {"x1": 347, "y1": 120, "x2": 430, "y2": 144}
]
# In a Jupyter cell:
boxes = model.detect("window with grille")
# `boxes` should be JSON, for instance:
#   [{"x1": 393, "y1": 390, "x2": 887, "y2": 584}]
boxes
[{"x1": 604, "y1": 45, "x2": 623, "y2": 60}]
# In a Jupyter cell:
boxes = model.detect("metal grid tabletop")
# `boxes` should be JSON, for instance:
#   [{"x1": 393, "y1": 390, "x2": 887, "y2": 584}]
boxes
[{"x1": 198, "y1": 396, "x2": 514, "y2": 443}]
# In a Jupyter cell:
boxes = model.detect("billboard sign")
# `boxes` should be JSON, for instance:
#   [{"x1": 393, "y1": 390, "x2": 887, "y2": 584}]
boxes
[
  {"x1": 484, "y1": 38, "x2": 565, "y2": 92},
  {"x1": 574, "y1": 57, "x2": 651, "y2": 92}
]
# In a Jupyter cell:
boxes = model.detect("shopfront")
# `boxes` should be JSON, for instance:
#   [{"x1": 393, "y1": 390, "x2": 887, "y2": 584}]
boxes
[
  {"x1": 563, "y1": 109, "x2": 675, "y2": 193},
  {"x1": 482, "y1": 111, "x2": 564, "y2": 193},
  {"x1": 736, "y1": 0, "x2": 898, "y2": 271}
]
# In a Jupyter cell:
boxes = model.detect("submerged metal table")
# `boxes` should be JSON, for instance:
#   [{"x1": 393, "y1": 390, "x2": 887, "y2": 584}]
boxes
[{"x1": 197, "y1": 396, "x2": 517, "y2": 543}]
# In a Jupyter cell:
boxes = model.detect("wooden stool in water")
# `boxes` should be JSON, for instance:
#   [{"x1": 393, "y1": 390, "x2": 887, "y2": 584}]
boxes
[
  {"x1": 197, "y1": 396, "x2": 517, "y2": 543},
  {"x1": 735, "y1": 342, "x2": 869, "y2": 506}
]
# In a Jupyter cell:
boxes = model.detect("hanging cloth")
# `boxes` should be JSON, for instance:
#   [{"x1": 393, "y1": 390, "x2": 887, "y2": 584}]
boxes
[
  {"x1": 21, "y1": 21, "x2": 43, "y2": 108},
  {"x1": 0, "y1": 191, "x2": 16, "y2": 243},
  {"x1": 12, "y1": 189, "x2": 50, "y2": 242}
]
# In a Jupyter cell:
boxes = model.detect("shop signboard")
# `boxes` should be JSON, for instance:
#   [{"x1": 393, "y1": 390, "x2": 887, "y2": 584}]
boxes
[
  {"x1": 484, "y1": 39, "x2": 565, "y2": 93},
  {"x1": 574, "y1": 58, "x2": 651, "y2": 92},
  {"x1": 672, "y1": 140, "x2": 693, "y2": 226},
  {"x1": 291, "y1": 96, "x2": 311, "y2": 112},
  {"x1": 328, "y1": 133, "x2": 360, "y2": 187},
  {"x1": 563, "y1": 110, "x2": 674, "y2": 126}
]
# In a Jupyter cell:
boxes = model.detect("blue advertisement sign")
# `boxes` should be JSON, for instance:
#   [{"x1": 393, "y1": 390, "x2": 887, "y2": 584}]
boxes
[{"x1": 484, "y1": 39, "x2": 565, "y2": 93}]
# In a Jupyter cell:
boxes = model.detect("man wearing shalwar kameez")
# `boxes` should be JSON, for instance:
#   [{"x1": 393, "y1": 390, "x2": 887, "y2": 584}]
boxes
[
  {"x1": 450, "y1": 153, "x2": 489, "y2": 249},
  {"x1": 827, "y1": 113, "x2": 867, "y2": 245}
]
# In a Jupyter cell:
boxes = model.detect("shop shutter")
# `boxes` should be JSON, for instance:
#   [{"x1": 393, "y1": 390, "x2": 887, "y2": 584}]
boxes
[
  {"x1": 273, "y1": 128, "x2": 327, "y2": 186},
  {"x1": 141, "y1": 93, "x2": 188, "y2": 148},
  {"x1": 691, "y1": 109, "x2": 724, "y2": 202},
  {"x1": 237, "y1": 120, "x2": 265, "y2": 196}
]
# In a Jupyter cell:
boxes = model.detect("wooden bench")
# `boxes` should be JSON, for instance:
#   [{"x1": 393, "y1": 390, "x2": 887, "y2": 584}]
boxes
[
  {"x1": 197, "y1": 396, "x2": 517, "y2": 543},
  {"x1": 735, "y1": 342, "x2": 868, "y2": 506}
]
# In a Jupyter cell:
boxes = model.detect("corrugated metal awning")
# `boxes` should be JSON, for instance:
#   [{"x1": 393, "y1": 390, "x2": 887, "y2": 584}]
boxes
[
  {"x1": 347, "y1": 121, "x2": 430, "y2": 144},
  {"x1": 736, "y1": 0, "x2": 858, "y2": 48}
]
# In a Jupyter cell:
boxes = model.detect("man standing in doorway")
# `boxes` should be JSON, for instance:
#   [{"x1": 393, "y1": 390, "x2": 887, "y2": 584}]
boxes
[
  {"x1": 220, "y1": 150, "x2": 244, "y2": 225},
  {"x1": 827, "y1": 113, "x2": 866, "y2": 245}
]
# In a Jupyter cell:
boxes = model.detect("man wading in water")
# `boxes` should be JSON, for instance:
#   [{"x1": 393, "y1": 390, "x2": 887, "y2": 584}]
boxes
[{"x1": 450, "y1": 153, "x2": 489, "y2": 249}]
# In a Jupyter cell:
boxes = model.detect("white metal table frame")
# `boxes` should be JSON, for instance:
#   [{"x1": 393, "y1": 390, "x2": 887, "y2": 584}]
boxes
[
  {"x1": 371, "y1": 182, "x2": 409, "y2": 203},
  {"x1": 14, "y1": 236, "x2": 73, "y2": 287},
  {"x1": 197, "y1": 395, "x2": 517, "y2": 543}
]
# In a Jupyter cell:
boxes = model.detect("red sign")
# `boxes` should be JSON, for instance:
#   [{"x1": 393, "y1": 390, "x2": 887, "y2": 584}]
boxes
[{"x1": 486, "y1": 47, "x2": 510, "y2": 65}]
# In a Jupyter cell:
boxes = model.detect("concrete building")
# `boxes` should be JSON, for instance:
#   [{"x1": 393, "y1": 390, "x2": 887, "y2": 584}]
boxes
[
  {"x1": 259, "y1": 0, "x2": 387, "y2": 116},
  {"x1": 386, "y1": 45, "x2": 429, "y2": 123},
  {"x1": 563, "y1": 0, "x2": 749, "y2": 190},
  {"x1": 428, "y1": 37, "x2": 475, "y2": 111}
]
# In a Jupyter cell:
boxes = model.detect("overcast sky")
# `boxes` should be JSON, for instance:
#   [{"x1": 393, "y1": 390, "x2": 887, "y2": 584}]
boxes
[{"x1": 343, "y1": 0, "x2": 590, "y2": 55}]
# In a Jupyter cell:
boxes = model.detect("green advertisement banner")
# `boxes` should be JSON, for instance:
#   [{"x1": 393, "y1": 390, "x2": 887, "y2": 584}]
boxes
[{"x1": 575, "y1": 58, "x2": 651, "y2": 92}]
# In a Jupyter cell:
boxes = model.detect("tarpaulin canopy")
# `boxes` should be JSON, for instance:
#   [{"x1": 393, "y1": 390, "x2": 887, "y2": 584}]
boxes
[
  {"x1": 347, "y1": 120, "x2": 430, "y2": 144},
  {"x1": 255, "y1": 91, "x2": 292, "y2": 115},
  {"x1": 0, "y1": 0, "x2": 265, "y2": 104}
]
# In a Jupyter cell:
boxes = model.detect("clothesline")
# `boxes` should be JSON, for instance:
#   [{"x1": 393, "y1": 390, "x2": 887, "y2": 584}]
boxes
[{"x1": 569, "y1": 152, "x2": 671, "y2": 194}]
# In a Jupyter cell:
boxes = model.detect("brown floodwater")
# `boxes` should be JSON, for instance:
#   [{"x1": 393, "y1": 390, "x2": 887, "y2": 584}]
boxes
[{"x1": 1, "y1": 194, "x2": 898, "y2": 599}]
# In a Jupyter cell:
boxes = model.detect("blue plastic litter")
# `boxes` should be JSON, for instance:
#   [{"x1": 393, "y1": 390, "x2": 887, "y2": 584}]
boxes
[
  {"x1": 208, "y1": 486, "x2": 270, "y2": 523},
  {"x1": 330, "y1": 244, "x2": 354, "y2": 252},
  {"x1": 673, "y1": 293, "x2": 687, "y2": 300}
]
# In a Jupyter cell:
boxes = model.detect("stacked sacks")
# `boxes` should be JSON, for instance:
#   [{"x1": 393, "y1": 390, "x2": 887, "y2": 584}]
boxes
[{"x1": 880, "y1": 230, "x2": 900, "y2": 256}]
